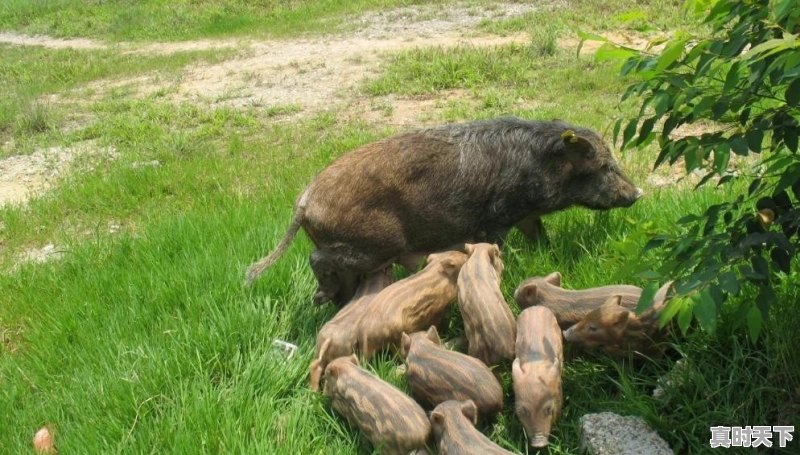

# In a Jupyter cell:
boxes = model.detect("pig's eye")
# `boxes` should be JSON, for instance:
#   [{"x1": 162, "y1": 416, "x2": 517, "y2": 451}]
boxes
[{"x1": 588, "y1": 325, "x2": 598, "y2": 332}]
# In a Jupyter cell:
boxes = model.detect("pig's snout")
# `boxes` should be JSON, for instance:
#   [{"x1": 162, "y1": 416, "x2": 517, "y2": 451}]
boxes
[
  {"x1": 617, "y1": 184, "x2": 644, "y2": 208},
  {"x1": 529, "y1": 433, "x2": 550, "y2": 448},
  {"x1": 562, "y1": 328, "x2": 574, "y2": 341}
]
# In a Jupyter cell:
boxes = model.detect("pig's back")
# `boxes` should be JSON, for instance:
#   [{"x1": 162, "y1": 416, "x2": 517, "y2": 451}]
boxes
[{"x1": 516, "y1": 306, "x2": 563, "y2": 365}]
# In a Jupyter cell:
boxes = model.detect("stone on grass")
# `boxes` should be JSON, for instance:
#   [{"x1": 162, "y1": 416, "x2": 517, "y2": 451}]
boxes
[{"x1": 580, "y1": 412, "x2": 673, "y2": 455}]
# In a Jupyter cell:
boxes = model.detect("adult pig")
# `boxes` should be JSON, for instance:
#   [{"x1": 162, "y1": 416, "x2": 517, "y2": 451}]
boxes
[
  {"x1": 430, "y1": 400, "x2": 515, "y2": 455},
  {"x1": 514, "y1": 272, "x2": 643, "y2": 329},
  {"x1": 513, "y1": 306, "x2": 563, "y2": 448},
  {"x1": 245, "y1": 117, "x2": 643, "y2": 305},
  {"x1": 400, "y1": 326, "x2": 503, "y2": 418},
  {"x1": 323, "y1": 355, "x2": 430, "y2": 454},
  {"x1": 457, "y1": 243, "x2": 516, "y2": 366},
  {"x1": 358, "y1": 251, "x2": 467, "y2": 359},
  {"x1": 309, "y1": 268, "x2": 395, "y2": 391}
]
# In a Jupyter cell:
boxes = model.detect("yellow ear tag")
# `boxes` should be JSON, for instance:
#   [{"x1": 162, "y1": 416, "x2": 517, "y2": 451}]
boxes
[{"x1": 561, "y1": 130, "x2": 578, "y2": 143}]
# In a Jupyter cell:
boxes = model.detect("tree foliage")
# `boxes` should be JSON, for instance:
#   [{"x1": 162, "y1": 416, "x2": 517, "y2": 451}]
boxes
[{"x1": 590, "y1": 0, "x2": 800, "y2": 339}]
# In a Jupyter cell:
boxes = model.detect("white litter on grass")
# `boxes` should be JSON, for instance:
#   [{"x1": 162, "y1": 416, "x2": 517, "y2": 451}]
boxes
[{"x1": 271, "y1": 339, "x2": 298, "y2": 360}]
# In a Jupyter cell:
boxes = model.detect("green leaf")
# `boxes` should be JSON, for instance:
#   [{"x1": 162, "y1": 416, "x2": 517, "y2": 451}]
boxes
[
  {"x1": 730, "y1": 135, "x2": 749, "y2": 155},
  {"x1": 653, "y1": 92, "x2": 671, "y2": 117},
  {"x1": 713, "y1": 144, "x2": 730, "y2": 174},
  {"x1": 746, "y1": 129, "x2": 763, "y2": 153},
  {"x1": 785, "y1": 127, "x2": 798, "y2": 153},
  {"x1": 656, "y1": 38, "x2": 689, "y2": 72},
  {"x1": 677, "y1": 298, "x2": 694, "y2": 335},
  {"x1": 692, "y1": 288, "x2": 717, "y2": 333},
  {"x1": 741, "y1": 37, "x2": 798, "y2": 61},
  {"x1": 786, "y1": 78, "x2": 800, "y2": 106},
  {"x1": 636, "y1": 282, "x2": 659, "y2": 315},
  {"x1": 659, "y1": 297, "x2": 687, "y2": 329},
  {"x1": 622, "y1": 119, "x2": 638, "y2": 147},
  {"x1": 719, "y1": 271, "x2": 740, "y2": 295},
  {"x1": 595, "y1": 43, "x2": 639, "y2": 63},
  {"x1": 723, "y1": 62, "x2": 740, "y2": 93},
  {"x1": 612, "y1": 118, "x2": 623, "y2": 145},
  {"x1": 746, "y1": 304, "x2": 762, "y2": 341},
  {"x1": 637, "y1": 117, "x2": 656, "y2": 146}
]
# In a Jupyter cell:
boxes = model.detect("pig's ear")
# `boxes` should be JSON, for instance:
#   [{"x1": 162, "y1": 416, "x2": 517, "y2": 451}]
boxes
[
  {"x1": 602, "y1": 295, "x2": 623, "y2": 308},
  {"x1": 346, "y1": 354, "x2": 359, "y2": 366},
  {"x1": 460, "y1": 400, "x2": 478, "y2": 425},
  {"x1": 464, "y1": 243, "x2": 475, "y2": 256},
  {"x1": 426, "y1": 326, "x2": 441, "y2": 344},
  {"x1": 400, "y1": 332, "x2": 412, "y2": 357},
  {"x1": 610, "y1": 305, "x2": 630, "y2": 329},
  {"x1": 561, "y1": 130, "x2": 595, "y2": 158},
  {"x1": 519, "y1": 284, "x2": 538, "y2": 302},
  {"x1": 325, "y1": 362, "x2": 340, "y2": 378},
  {"x1": 651, "y1": 281, "x2": 674, "y2": 311},
  {"x1": 544, "y1": 272, "x2": 562, "y2": 287},
  {"x1": 430, "y1": 410, "x2": 445, "y2": 429},
  {"x1": 512, "y1": 358, "x2": 526, "y2": 377}
]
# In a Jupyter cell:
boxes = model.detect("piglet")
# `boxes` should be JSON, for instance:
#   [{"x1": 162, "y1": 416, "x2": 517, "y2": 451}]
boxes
[
  {"x1": 513, "y1": 306, "x2": 563, "y2": 448},
  {"x1": 323, "y1": 355, "x2": 430, "y2": 455},
  {"x1": 563, "y1": 282, "x2": 673, "y2": 357},
  {"x1": 513, "y1": 272, "x2": 642, "y2": 328},
  {"x1": 430, "y1": 400, "x2": 515, "y2": 455},
  {"x1": 309, "y1": 268, "x2": 395, "y2": 391},
  {"x1": 400, "y1": 326, "x2": 503, "y2": 418},
  {"x1": 457, "y1": 243, "x2": 516, "y2": 366},
  {"x1": 358, "y1": 251, "x2": 467, "y2": 359}
]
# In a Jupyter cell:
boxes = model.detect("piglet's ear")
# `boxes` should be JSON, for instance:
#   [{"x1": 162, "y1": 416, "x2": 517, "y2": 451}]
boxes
[
  {"x1": 460, "y1": 400, "x2": 478, "y2": 425},
  {"x1": 545, "y1": 272, "x2": 562, "y2": 287},
  {"x1": 602, "y1": 295, "x2": 623, "y2": 308},
  {"x1": 521, "y1": 284, "x2": 538, "y2": 301},
  {"x1": 400, "y1": 332, "x2": 412, "y2": 358},
  {"x1": 464, "y1": 243, "x2": 476, "y2": 256},
  {"x1": 426, "y1": 326, "x2": 441, "y2": 344},
  {"x1": 346, "y1": 354, "x2": 359, "y2": 366},
  {"x1": 512, "y1": 358, "x2": 526, "y2": 377},
  {"x1": 612, "y1": 308, "x2": 630, "y2": 329},
  {"x1": 430, "y1": 411, "x2": 445, "y2": 428}
]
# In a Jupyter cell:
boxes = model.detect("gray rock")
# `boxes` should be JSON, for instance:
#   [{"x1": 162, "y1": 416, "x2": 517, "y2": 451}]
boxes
[{"x1": 580, "y1": 412, "x2": 673, "y2": 455}]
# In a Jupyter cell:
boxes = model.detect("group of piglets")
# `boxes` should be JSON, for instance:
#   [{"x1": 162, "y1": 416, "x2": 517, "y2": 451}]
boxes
[{"x1": 310, "y1": 243, "x2": 673, "y2": 454}]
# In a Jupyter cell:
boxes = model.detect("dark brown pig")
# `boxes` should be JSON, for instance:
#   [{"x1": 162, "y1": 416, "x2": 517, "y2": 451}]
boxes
[
  {"x1": 513, "y1": 306, "x2": 563, "y2": 449},
  {"x1": 430, "y1": 400, "x2": 515, "y2": 455},
  {"x1": 309, "y1": 268, "x2": 395, "y2": 391},
  {"x1": 245, "y1": 118, "x2": 643, "y2": 306},
  {"x1": 513, "y1": 272, "x2": 643, "y2": 328},
  {"x1": 358, "y1": 251, "x2": 467, "y2": 359},
  {"x1": 323, "y1": 355, "x2": 430, "y2": 454},
  {"x1": 400, "y1": 326, "x2": 503, "y2": 418},
  {"x1": 563, "y1": 282, "x2": 673, "y2": 357},
  {"x1": 457, "y1": 243, "x2": 516, "y2": 366}
]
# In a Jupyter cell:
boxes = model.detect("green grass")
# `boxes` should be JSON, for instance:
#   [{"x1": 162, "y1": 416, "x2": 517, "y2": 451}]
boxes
[
  {"x1": 0, "y1": 44, "x2": 235, "y2": 155},
  {"x1": 0, "y1": 0, "x2": 446, "y2": 42},
  {"x1": 1, "y1": 1, "x2": 798, "y2": 454}
]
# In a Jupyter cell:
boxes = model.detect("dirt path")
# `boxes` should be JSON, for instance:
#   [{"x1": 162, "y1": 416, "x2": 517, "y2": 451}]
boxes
[{"x1": 0, "y1": 2, "x2": 544, "y2": 209}]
